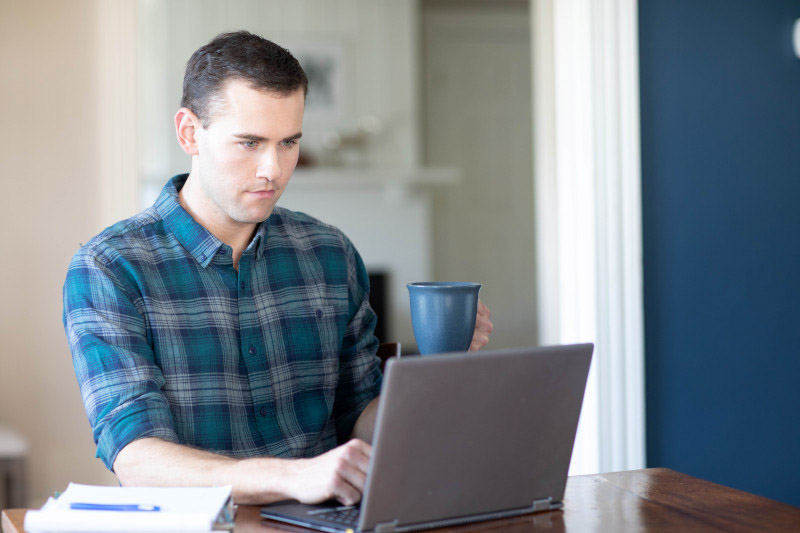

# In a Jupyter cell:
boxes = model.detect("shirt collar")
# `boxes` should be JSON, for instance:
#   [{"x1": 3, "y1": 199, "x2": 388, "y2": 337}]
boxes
[
  {"x1": 155, "y1": 174, "x2": 271, "y2": 267},
  {"x1": 250, "y1": 218, "x2": 270, "y2": 259}
]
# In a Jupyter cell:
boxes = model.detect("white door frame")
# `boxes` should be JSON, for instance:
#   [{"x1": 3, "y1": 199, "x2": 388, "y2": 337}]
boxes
[{"x1": 531, "y1": 0, "x2": 646, "y2": 474}]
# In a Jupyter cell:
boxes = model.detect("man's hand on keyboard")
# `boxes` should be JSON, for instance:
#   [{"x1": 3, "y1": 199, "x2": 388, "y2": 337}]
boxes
[{"x1": 282, "y1": 439, "x2": 372, "y2": 506}]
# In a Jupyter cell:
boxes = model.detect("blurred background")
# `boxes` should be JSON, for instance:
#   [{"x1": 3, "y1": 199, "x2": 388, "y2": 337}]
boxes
[{"x1": 1, "y1": 0, "x2": 798, "y2": 512}]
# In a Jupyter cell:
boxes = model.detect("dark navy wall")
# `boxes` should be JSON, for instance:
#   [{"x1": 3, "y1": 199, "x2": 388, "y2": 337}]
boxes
[{"x1": 639, "y1": 1, "x2": 800, "y2": 505}]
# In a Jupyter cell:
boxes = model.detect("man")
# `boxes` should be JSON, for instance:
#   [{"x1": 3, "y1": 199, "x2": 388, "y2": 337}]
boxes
[{"x1": 63, "y1": 31, "x2": 492, "y2": 506}]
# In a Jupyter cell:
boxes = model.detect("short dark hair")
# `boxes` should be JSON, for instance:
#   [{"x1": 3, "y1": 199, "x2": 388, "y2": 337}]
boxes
[{"x1": 181, "y1": 31, "x2": 308, "y2": 127}]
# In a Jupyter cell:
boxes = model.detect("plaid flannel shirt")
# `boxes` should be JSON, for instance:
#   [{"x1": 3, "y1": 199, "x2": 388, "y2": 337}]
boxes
[{"x1": 63, "y1": 174, "x2": 382, "y2": 470}]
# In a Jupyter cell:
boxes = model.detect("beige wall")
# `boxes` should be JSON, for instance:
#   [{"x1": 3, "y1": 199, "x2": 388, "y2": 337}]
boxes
[{"x1": 0, "y1": 0, "x2": 119, "y2": 506}]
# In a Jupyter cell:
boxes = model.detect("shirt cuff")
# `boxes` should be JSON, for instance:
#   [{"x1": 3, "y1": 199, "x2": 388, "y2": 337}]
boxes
[{"x1": 96, "y1": 398, "x2": 179, "y2": 471}]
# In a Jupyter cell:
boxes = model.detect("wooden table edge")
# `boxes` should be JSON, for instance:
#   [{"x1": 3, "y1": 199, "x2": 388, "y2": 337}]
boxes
[
  {"x1": 1, "y1": 508, "x2": 26, "y2": 533},
  {"x1": 4, "y1": 468, "x2": 798, "y2": 532}
]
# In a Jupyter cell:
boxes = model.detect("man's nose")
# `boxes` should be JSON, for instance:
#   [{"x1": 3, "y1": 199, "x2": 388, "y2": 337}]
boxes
[{"x1": 258, "y1": 147, "x2": 281, "y2": 182}]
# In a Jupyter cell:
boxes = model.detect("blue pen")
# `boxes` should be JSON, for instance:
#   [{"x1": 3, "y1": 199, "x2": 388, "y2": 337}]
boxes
[{"x1": 70, "y1": 503, "x2": 161, "y2": 512}]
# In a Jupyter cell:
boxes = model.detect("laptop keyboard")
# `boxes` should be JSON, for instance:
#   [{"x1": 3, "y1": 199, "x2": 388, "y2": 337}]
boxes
[{"x1": 319, "y1": 506, "x2": 361, "y2": 526}]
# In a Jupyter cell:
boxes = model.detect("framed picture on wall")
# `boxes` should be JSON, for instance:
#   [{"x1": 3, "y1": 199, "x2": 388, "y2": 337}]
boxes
[{"x1": 289, "y1": 41, "x2": 347, "y2": 122}]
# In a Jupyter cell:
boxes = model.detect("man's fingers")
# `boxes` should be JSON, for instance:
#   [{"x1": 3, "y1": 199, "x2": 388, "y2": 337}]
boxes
[
  {"x1": 475, "y1": 300, "x2": 493, "y2": 333},
  {"x1": 346, "y1": 438, "x2": 372, "y2": 455},
  {"x1": 470, "y1": 334, "x2": 489, "y2": 351},
  {"x1": 330, "y1": 440, "x2": 372, "y2": 505},
  {"x1": 470, "y1": 300, "x2": 493, "y2": 352},
  {"x1": 472, "y1": 332, "x2": 489, "y2": 344},
  {"x1": 330, "y1": 475, "x2": 362, "y2": 506},
  {"x1": 338, "y1": 441, "x2": 371, "y2": 478},
  {"x1": 343, "y1": 439, "x2": 371, "y2": 473},
  {"x1": 476, "y1": 314, "x2": 493, "y2": 334},
  {"x1": 333, "y1": 457, "x2": 368, "y2": 495},
  {"x1": 287, "y1": 439, "x2": 374, "y2": 506}
]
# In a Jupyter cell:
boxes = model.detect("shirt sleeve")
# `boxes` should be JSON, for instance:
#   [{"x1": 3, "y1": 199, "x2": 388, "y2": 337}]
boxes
[
  {"x1": 333, "y1": 238, "x2": 383, "y2": 443},
  {"x1": 63, "y1": 245, "x2": 179, "y2": 471}
]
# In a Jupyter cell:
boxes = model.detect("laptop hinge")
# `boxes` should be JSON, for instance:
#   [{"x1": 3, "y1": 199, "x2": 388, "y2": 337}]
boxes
[
  {"x1": 374, "y1": 520, "x2": 399, "y2": 533},
  {"x1": 532, "y1": 497, "x2": 554, "y2": 512}
]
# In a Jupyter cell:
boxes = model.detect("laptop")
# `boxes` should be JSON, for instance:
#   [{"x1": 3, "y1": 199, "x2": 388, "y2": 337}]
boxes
[{"x1": 261, "y1": 343, "x2": 593, "y2": 533}]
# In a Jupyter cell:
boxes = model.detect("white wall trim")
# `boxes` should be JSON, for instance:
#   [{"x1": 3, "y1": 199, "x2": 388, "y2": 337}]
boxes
[
  {"x1": 531, "y1": 0, "x2": 646, "y2": 474},
  {"x1": 97, "y1": 0, "x2": 139, "y2": 227}
]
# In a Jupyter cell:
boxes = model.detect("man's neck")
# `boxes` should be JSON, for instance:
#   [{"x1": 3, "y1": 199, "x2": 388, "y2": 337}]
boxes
[{"x1": 178, "y1": 175, "x2": 257, "y2": 270}]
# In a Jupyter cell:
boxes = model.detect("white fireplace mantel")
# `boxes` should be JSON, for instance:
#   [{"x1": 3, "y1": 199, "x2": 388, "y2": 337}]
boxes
[
  {"x1": 140, "y1": 166, "x2": 461, "y2": 207},
  {"x1": 290, "y1": 166, "x2": 461, "y2": 188}
]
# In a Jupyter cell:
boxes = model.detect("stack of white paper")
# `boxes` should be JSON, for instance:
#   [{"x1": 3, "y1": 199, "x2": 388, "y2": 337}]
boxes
[{"x1": 24, "y1": 483, "x2": 234, "y2": 532}]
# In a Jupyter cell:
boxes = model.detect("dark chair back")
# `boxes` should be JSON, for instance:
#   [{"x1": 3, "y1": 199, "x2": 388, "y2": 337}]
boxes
[{"x1": 376, "y1": 343, "x2": 401, "y2": 373}]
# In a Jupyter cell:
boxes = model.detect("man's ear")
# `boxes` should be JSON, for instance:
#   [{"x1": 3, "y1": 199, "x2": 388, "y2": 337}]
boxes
[{"x1": 175, "y1": 107, "x2": 202, "y2": 156}]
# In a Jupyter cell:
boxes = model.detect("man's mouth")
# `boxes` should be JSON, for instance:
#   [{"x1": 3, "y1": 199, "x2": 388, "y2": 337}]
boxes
[{"x1": 248, "y1": 190, "x2": 276, "y2": 199}]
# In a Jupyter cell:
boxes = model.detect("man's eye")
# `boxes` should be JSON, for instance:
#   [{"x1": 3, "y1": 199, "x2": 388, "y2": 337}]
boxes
[
  {"x1": 242, "y1": 140, "x2": 258, "y2": 149},
  {"x1": 280, "y1": 140, "x2": 298, "y2": 148}
]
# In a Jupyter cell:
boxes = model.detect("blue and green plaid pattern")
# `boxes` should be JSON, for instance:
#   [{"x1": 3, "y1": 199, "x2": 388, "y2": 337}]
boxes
[{"x1": 63, "y1": 175, "x2": 382, "y2": 470}]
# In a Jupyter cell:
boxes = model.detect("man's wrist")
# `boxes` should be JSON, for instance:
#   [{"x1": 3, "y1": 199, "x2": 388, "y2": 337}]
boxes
[{"x1": 231, "y1": 455, "x2": 300, "y2": 505}]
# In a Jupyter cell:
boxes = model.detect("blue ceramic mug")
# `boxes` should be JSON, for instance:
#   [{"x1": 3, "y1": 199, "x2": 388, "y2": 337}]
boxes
[{"x1": 407, "y1": 282, "x2": 482, "y2": 355}]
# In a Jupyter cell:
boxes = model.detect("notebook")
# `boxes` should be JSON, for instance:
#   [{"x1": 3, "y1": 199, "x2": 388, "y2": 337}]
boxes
[
  {"x1": 24, "y1": 483, "x2": 234, "y2": 532},
  {"x1": 262, "y1": 343, "x2": 593, "y2": 533}
]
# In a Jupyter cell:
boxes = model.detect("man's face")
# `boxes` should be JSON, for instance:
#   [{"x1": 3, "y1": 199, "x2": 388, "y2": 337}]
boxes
[{"x1": 190, "y1": 79, "x2": 304, "y2": 228}]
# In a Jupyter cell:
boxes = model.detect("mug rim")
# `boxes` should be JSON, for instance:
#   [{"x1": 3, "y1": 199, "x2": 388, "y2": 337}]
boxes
[{"x1": 407, "y1": 281, "x2": 482, "y2": 289}]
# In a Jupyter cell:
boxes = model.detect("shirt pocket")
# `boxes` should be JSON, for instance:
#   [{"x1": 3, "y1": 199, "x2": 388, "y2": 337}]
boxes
[{"x1": 267, "y1": 304, "x2": 340, "y2": 388}]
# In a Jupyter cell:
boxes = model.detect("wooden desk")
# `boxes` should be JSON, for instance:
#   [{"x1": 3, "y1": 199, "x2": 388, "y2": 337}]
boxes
[{"x1": 3, "y1": 468, "x2": 798, "y2": 532}]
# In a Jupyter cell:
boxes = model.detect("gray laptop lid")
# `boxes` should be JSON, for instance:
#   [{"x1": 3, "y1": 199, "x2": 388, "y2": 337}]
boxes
[{"x1": 359, "y1": 343, "x2": 593, "y2": 531}]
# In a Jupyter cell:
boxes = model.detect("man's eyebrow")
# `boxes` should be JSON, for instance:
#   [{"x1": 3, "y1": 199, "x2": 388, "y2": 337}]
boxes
[
  {"x1": 232, "y1": 132, "x2": 303, "y2": 141},
  {"x1": 232, "y1": 133, "x2": 267, "y2": 141}
]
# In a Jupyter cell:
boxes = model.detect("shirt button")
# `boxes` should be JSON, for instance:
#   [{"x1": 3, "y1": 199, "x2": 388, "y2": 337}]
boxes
[
  {"x1": 259, "y1": 406, "x2": 268, "y2": 417},
  {"x1": 240, "y1": 282, "x2": 245, "y2": 290},
  {"x1": 316, "y1": 309, "x2": 323, "y2": 319},
  {"x1": 248, "y1": 346, "x2": 256, "y2": 355}
]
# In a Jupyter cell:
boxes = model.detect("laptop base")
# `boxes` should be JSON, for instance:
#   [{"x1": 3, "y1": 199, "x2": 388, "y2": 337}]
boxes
[{"x1": 261, "y1": 498, "x2": 564, "y2": 533}]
